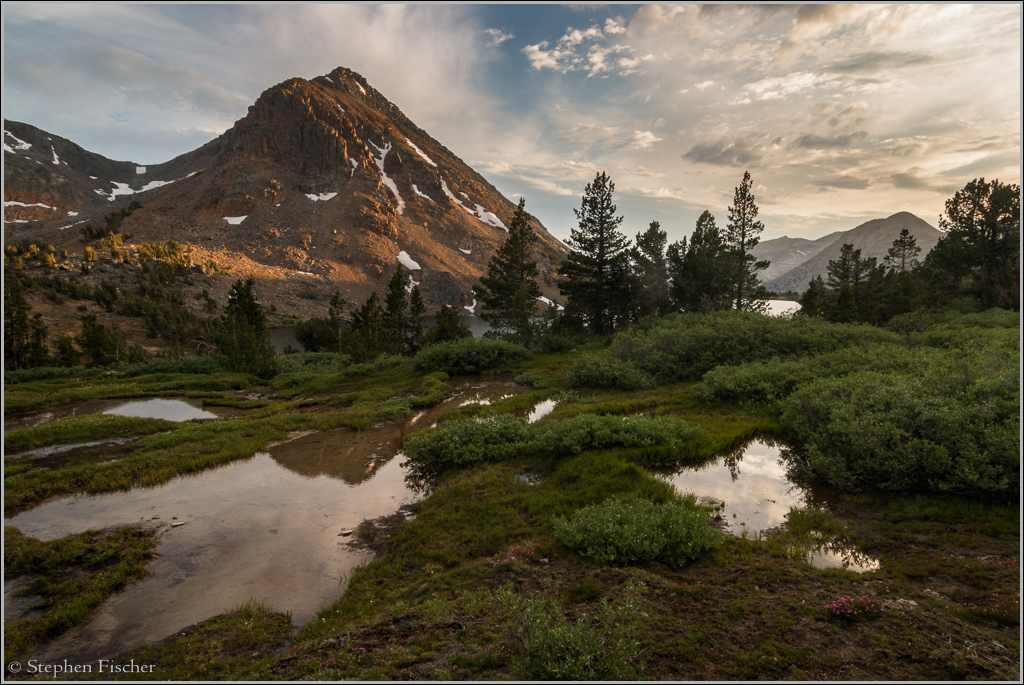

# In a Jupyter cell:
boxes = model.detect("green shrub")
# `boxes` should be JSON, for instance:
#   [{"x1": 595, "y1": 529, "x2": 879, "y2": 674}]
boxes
[
  {"x1": 780, "y1": 364, "x2": 1019, "y2": 495},
  {"x1": 554, "y1": 494, "x2": 720, "y2": 568},
  {"x1": 530, "y1": 414, "x2": 700, "y2": 458},
  {"x1": 570, "y1": 311, "x2": 897, "y2": 389},
  {"x1": 497, "y1": 581, "x2": 645, "y2": 680},
  {"x1": 375, "y1": 399, "x2": 413, "y2": 421},
  {"x1": 402, "y1": 414, "x2": 700, "y2": 473},
  {"x1": 410, "y1": 371, "x2": 451, "y2": 408},
  {"x1": 401, "y1": 414, "x2": 530, "y2": 471},
  {"x1": 567, "y1": 354, "x2": 655, "y2": 390},
  {"x1": 415, "y1": 338, "x2": 529, "y2": 375},
  {"x1": 2, "y1": 356, "x2": 226, "y2": 384}
]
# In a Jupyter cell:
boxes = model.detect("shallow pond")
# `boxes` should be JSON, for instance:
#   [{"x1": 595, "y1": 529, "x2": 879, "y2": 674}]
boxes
[
  {"x1": 4, "y1": 379, "x2": 526, "y2": 663},
  {"x1": 7, "y1": 450, "x2": 416, "y2": 663},
  {"x1": 4, "y1": 398, "x2": 241, "y2": 431},
  {"x1": 662, "y1": 438, "x2": 878, "y2": 572}
]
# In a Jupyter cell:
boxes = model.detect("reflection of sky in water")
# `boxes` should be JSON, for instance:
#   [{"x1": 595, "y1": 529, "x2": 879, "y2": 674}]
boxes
[
  {"x1": 527, "y1": 399, "x2": 558, "y2": 423},
  {"x1": 104, "y1": 398, "x2": 219, "y2": 421},
  {"x1": 6, "y1": 452, "x2": 421, "y2": 663},
  {"x1": 665, "y1": 439, "x2": 881, "y2": 571},
  {"x1": 805, "y1": 542, "x2": 880, "y2": 573},
  {"x1": 664, "y1": 440, "x2": 809, "y2": 535}
]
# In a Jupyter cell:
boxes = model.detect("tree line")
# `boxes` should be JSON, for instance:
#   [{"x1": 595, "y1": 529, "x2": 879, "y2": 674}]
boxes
[
  {"x1": 4, "y1": 171, "x2": 1016, "y2": 375},
  {"x1": 801, "y1": 178, "x2": 1020, "y2": 323}
]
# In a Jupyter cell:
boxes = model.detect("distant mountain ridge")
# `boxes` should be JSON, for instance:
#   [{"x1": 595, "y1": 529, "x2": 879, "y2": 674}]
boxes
[
  {"x1": 755, "y1": 212, "x2": 943, "y2": 294},
  {"x1": 4, "y1": 67, "x2": 568, "y2": 315}
]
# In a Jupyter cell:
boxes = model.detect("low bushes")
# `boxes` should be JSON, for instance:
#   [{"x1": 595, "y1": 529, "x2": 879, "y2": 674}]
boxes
[
  {"x1": 567, "y1": 354, "x2": 654, "y2": 390},
  {"x1": 410, "y1": 371, "x2": 451, "y2": 408},
  {"x1": 553, "y1": 495, "x2": 721, "y2": 568},
  {"x1": 402, "y1": 415, "x2": 530, "y2": 471},
  {"x1": 497, "y1": 581, "x2": 645, "y2": 680},
  {"x1": 780, "y1": 366, "x2": 1019, "y2": 495},
  {"x1": 402, "y1": 414, "x2": 701, "y2": 473},
  {"x1": 415, "y1": 338, "x2": 529, "y2": 376},
  {"x1": 570, "y1": 311, "x2": 897, "y2": 390},
  {"x1": 532, "y1": 414, "x2": 700, "y2": 458}
]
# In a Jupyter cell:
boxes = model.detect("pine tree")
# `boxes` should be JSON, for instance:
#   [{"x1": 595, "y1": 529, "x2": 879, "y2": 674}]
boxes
[
  {"x1": 294, "y1": 291, "x2": 345, "y2": 353},
  {"x1": 799, "y1": 275, "x2": 827, "y2": 317},
  {"x1": 4, "y1": 270, "x2": 31, "y2": 370},
  {"x1": 216, "y1": 278, "x2": 278, "y2": 378},
  {"x1": 724, "y1": 171, "x2": 770, "y2": 312},
  {"x1": 383, "y1": 265, "x2": 410, "y2": 355},
  {"x1": 342, "y1": 292, "x2": 385, "y2": 362},
  {"x1": 423, "y1": 304, "x2": 471, "y2": 345},
  {"x1": 631, "y1": 221, "x2": 670, "y2": 319},
  {"x1": 668, "y1": 210, "x2": 733, "y2": 312},
  {"x1": 408, "y1": 286, "x2": 425, "y2": 353},
  {"x1": 826, "y1": 244, "x2": 874, "y2": 289},
  {"x1": 883, "y1": 228, "x2": 922, "y2": 273},
  {"x1": 558, "y1": 172, "x2": 631, "y2": 335},
  {"x1": 473, "y1": 197, "x2": 542, "y2": 344},
  {"x1": 935, "y1": 178, "x2": 1019, "y2": 310}
]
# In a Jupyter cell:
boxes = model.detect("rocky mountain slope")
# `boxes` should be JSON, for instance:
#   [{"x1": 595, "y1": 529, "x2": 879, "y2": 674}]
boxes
[
  {"x1": 4, "y1": 67, "x2": 568, "y2": 315},
  {"x1": 752, "y1": 231, "x2": 843, "y2": 283},
  {"x1": 758, "y1": 212, "x2": 942, "y2": 294}
]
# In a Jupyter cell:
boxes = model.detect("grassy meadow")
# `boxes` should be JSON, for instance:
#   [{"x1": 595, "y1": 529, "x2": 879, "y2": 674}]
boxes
[{"x1": 3, "y1": 310, "x2": 1018, "y2": 680}]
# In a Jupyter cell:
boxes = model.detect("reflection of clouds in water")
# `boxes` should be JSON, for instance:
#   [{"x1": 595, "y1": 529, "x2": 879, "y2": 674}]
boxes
[
  {"x1": 666, "y1": 439, "x2": 810, "y2": 535},
  {"x1": 806, "y1": 541, "x2": 880, "y2": 573},
  {"x1": 6, "y1": 453, "x2": 421, "y2": 663}
]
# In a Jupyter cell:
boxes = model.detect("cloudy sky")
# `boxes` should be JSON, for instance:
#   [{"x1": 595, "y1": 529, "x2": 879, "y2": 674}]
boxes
[{"x1": 3, "y1": 3, "x2": 1020, "y2": 243}]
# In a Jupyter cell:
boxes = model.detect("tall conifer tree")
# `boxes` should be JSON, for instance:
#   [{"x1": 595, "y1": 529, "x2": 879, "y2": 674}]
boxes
[
  {"x1": 724, "y1": 171, "x2": 770, "y2": 312},
  {"x1": 558, "y1": 172, "x2": 631, "y2": 335},
  {"x1": 631, "y1": 221, "x2": 670, "y2": 319},
  {"x1": 473, "y1": 197, "x2": 541, "y2": 345}
]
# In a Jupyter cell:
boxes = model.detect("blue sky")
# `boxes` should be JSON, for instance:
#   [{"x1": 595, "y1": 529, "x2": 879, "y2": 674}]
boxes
[{"x1": 3, "y1": 4, "x2": 1020, "y2": 244}]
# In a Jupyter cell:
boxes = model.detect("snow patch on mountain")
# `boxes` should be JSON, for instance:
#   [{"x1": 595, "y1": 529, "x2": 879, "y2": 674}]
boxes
[
  {"x1": 305, "y1": 192, "x2": 338, "y2": 202},
  {"x1": 368, "y1": 140, "x2": 405, "y2": 214},
  {"x1": 404, "y1": 137, "x2": 437, "y2": 167},
  {"x1": 136, "y1": 166, "x2": 147, "y2": 175},
  {"x1": 106, "y1": 182, "x2": 136, "y2": 202},
  {"x1": 412, "y1": 184, "x2": 435, "y2": 203},
  {"x1": 474, "y1": 204, "x2": 506, "y2": 230},
  {"x1": 5, "y1": 200, "x2": 55, "y2": 210},
  {"x1": 51, "y1": 146, "x2": 61, "y2": 165},
  {"x1": 442, "y1": 180, "x2": 476, "y2": 215},
  {"x1": 4, "y1": 130, "x2": 32, "y2": 152},
  {"x1": 440, "y1": 180, "x2": 505, "y2": 230},
  {"x1": 459, "y1": 248, "x2": 472, "y2": 254},
  {"x1": 464, "y1": 299, "x2": 477, "y2": 314},
  {"x1": 139, "y1": 179, "x2": 172, "y2": 192},
  {"x1": 397, "y1": 250, "x2": 421, "y2": 270},
  {"x1": 224, "y1": 216, "x2": 247, "y2": 225}
]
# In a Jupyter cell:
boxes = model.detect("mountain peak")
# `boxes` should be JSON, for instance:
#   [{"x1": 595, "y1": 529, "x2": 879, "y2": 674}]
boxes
[
  {"x1": 760, "y1": 211, "x2": 942, "y2": 293},
  {"x1": 4, "y1": 68, "x2": 567, "y2": 317}
]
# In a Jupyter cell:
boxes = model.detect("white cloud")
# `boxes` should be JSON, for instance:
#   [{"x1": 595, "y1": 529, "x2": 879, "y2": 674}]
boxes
[{"x1": 485, "y1": 28, "x2": 513, "y2": 47}]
